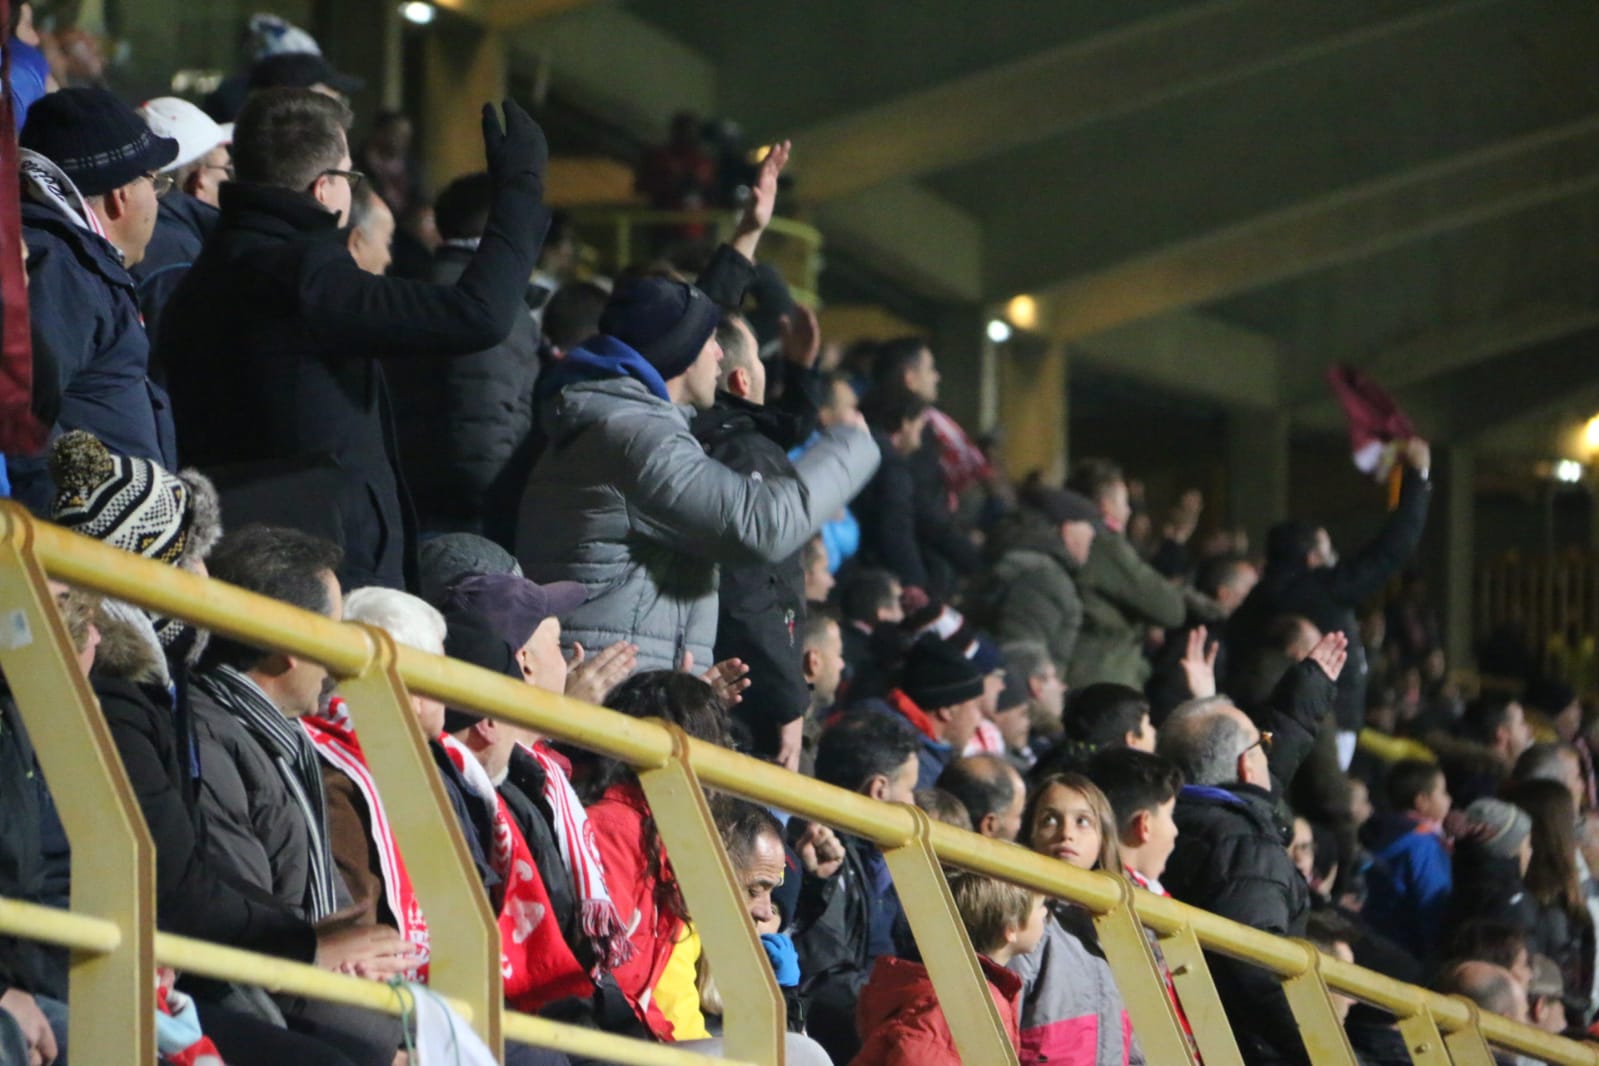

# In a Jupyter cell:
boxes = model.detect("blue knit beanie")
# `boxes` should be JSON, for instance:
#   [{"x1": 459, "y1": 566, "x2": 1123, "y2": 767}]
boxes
[
  {"x1": 20, "y1": 87, "x2": 178, "y2": 197},
  {"x1": 598, "y1": 276, "x2": 720, "y2": 381}
]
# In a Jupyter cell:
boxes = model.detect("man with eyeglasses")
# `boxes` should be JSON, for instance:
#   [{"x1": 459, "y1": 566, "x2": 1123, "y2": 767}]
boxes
[
  {"x1": 11, "y1": 87, "x2": 180, "y2": 510},
  {"x1": 160, "y1": 87, "x2": 552, "y2": 591},
  {"x1": 1155, "y1": 633, "x2": 1348, "y2": 1066},
  {"x1": 134, "y1": 96, "x2": 234, "y2": 345}
]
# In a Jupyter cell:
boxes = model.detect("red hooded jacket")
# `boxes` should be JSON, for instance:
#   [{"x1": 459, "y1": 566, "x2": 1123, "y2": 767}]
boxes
[{"x1": 849, "y1": 955, "x2": 1022, "y2": 1066}]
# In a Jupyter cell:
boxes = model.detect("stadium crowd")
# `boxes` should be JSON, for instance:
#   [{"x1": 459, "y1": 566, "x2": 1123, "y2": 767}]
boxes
[{"x1": 2, "y1": 8, "x2": 1596, "y2": 1066}]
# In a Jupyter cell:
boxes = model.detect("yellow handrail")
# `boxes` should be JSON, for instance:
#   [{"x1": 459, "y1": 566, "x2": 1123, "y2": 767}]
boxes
[{"x1": 3, "y1": 500, "x2": 1597, "y2": 1066}]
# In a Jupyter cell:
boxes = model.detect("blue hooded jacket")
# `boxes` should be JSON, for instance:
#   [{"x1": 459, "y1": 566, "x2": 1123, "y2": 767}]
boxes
[{"x1": 1361, "y1": 810, "x2": 1452, "y2": 962}]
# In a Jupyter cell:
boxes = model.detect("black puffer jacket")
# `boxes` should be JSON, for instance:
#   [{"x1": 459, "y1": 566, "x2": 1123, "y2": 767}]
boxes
[
  {"x1": 1164, "y1": 781, "x2": 1311, "y2": 1066},
  {"x1": 1228, "y1": 468, "x2": 1432, "y2": 731},
  {"x1": 691, "y1": 373, "x2": 818, "y2": 758},
  {"x1": 386, "y1": 244, "x2": 541, "y2": 548}
]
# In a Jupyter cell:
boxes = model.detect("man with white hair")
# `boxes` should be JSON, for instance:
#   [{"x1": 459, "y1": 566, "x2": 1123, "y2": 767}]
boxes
[
  {"x1": 1156, "y1": 634, "x2": 1347, "y2": 1066},
  {"x1": 134, "y1": 96, "x2": 232, "y2": 340}
]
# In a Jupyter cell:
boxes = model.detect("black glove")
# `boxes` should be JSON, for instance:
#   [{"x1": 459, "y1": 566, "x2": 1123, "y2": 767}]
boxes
[{"x1": 480, "y1": 99, "x2": 547, "y2": 192}]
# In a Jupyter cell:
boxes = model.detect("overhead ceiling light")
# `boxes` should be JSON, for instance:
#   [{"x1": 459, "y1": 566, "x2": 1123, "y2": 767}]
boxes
[
  {"x1": 1584, "y1": 415, "x2": 1599, "y2": 453},
  {"x1": 1006, "y1": 294, "x2": 1038, "y2": 331},
  {"x1": 986, "y1": 318, "x2": 1013, "y2": 344},
  {"x1": 400, "y1": 1, "x2": 435, "y2": 25},
  {"x1": 1555, "y1": 459, "x2": 1584, "y2": 484}
]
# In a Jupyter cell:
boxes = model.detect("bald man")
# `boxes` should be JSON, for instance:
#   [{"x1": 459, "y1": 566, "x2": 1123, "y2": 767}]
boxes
[
  {"x1": 1438, "y1": 960, "x2": 1529, "y2": 1025},
  {"x1": 936, "y1": 755, "x2": 1026, "y2": 841}
]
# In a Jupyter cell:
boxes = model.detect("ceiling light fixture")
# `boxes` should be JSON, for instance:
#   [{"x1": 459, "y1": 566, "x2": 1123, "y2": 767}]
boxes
[
  {"x1": 986, "y1": 318, "x2": 1013, "y2": 344},
  {"x1": 400, "y1": 1, "x2": 435, "y2": 25}
]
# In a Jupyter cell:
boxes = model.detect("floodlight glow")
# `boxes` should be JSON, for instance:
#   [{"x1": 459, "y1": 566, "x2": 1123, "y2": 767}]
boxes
[
  {"x1": 400, "y1": 1, "x2": 435, "y2": 25},
  {"x1": 1555, "y1": 459, "x2": 1584, "y2": 484},
  {"x1": 986, "y1": 318, "x2": 1013, "y2": 344}
]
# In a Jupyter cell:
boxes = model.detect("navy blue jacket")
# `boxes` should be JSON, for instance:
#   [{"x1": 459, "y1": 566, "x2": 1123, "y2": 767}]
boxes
[
  {"x1": 13, "y1": 201, "x2": 177, "y2": 509},
  {"x1": 132, "y1": 191, "x2": 219, "y2": 361}
]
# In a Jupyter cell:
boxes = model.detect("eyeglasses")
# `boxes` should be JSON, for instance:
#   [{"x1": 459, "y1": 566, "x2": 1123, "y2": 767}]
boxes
[
  {"x1": 143, "y1": 171, "x2": 174, "y2": 198},
  {"x1": 316, "y1": 168, "x2": 366, "y2": 190},
  {"x1": 1242, "y1": 731, "x2": 1274, "y2": 758},
  {"x1": 202, "y1": 162, "x2": 235, "y2": 181}
]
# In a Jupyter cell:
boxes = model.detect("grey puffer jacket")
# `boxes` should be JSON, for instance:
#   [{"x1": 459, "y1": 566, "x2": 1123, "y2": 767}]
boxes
[{"x1": 516, "y1": 377, "x2": 880, "y2": 671}]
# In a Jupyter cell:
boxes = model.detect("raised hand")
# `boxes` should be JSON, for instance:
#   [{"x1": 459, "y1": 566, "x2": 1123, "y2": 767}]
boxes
[
  {"x1": 1307, "y1": 631, "x2": 1349, "y2": 682},
  {"x1": 566, "y1": 640, "x2": 638, "y2": 706},
  {"x1": 681, "y1": 652, "x2": 752, "y2": 705},
  {"x1": 1180, "y1": 625, "x2": 1219, "y2": 699},
  {"x1": 481, "y1": 99, "x2": 548, "y2": 190},
  {"x1": 796, "y1": 821, "x2": 846, "y2": 880},
  {"x1": 780, "y1": 303, "x2": 821, "y2": 369},
  {"x1": 732, "y1": 139, "x2": 792, "y2": 260}
]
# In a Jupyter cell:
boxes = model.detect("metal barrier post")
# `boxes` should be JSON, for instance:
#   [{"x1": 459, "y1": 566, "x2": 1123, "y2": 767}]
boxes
[
  {"x1": 1440, "y1": 999, "x2": 1499, "y2": 1066},
  {"x1": 1156, "y1": 923, "x2": 1245, "y2": 1066},
  {"x1": 1092, "y1": 877, "x2": 1198, "y2": 1065},
  {"x1": 1396, "y1": 1003, "x2": 1453, "y2": 1066},
  {"x1": 1280, "y1": 939, "x2": 1358, "y2": 1064},
  {"x1": 881, "y1": 806, "x2": 1017, "y2": 1066},
  {"x1": 0, "y1": 503, "x2": 153, "y2": 1065},
  {"x1": 336, "y1": 624, "x2": 502, "y2": 1054},
  {"x1": 637, "y1": 723, "x2": 783, "y2": 1065}
]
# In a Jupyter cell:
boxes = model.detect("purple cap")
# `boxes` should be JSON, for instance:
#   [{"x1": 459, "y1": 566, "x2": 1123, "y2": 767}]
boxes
[{"x1": 439, "y1": 572, "x2": 587, "y2": 652}]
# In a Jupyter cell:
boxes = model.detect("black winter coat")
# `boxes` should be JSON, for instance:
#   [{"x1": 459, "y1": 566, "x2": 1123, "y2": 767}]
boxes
[
  {"x1": 159, "y1": 178, "x2": 548, "y2": 590},
  {"x1": 908, "y1": 427, "x2": 981, "y2": 599},
  {"x1": 0, "y1": 690, "x2": 58, "y2": 1000},
  {"x1": 132, "y1": 190, "x2": 219, "y2": 358},
  {"x1": 853, "y1": 434, "x2": 928, "y2": 590},
  {"x1": 1164, "y1": 782, "x2": 1311, "y2": 1066},
  {"x1": 789, "y1": 833, "x2": 874, "y2": 1066},
  {"x1": 691, "y1": 373, "x2": 819, "y2": 758},
  {"x1": 386, "y1": 245, "x2": 541, "y2": 548},
  {"x1": 1228, "y1": 469, "x2": 1432, "y2": 731},
  {"x1": 93, "y1": 676, "x2": 317, "y2": 962}
]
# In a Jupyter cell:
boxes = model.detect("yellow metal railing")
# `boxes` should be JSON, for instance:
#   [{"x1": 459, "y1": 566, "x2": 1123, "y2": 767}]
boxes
[
  {"x1": 1, "y1": 498, "x2": 1596, "y2": 1065},
  {"x1": 564, "y1": 207, "x2": 823, "y2": 309}
]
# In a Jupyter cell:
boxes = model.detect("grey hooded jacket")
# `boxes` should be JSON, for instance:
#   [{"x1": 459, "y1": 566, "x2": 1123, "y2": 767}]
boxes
[{"x1": 516, "y1": 376, "x2": 880, "y2": 671}]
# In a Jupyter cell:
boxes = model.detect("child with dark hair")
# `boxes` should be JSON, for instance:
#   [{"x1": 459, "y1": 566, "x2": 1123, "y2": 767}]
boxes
[
  {"x1": 1360, "y1": 759, "x2": 1452, "y2": 963},
  {"x1": 1036, "y1": 684, "x2": 1154, "y2": 778}
]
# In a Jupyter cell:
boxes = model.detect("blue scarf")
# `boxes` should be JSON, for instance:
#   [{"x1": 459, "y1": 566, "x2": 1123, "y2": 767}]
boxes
[{"x1": 536, "y1": 334, "x2": 671, "y2": 406}]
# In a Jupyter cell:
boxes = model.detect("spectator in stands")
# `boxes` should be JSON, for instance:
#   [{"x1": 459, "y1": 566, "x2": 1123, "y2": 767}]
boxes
[
  {"x1": 985, "y1": 668, "x2": 1041, "y2": 772},
  {"x1": 246, "y1": 51, "x2": 364, "y2": 102},
  {"x1": 1512, "y1": 741, "x2": 1586, "y2": 814},
  {"x1": 386, "y1": 170, "x2": 541, "y2": 548},
  {"x1": 1360, "y1": 759, "x2": 1453, "y2": 963},
  {"x1": 1148, "y1": 553, "x2": 1259, "y2": 722},
  {"x1": 915, "y1": 788, "x2": 974, "y2": 831},
  {"x1": 854, "y1": 385, "x2": 936, "y2": 595},
  {"x1": 1002, "y1": 640, "x2": 1067, "y2": 753},
  {"x1": 1085, "y1": 747, "x2": 1184, "y2": 893},
  {"x1": 791, "y1": 372, "x2": 864, "y2": 576},
  {"x1": 1443, "y1": 696, "x2": 1534, "y2": 809},
  {"x1": 1157, "y1": 652, "x2": 1344, "y2": 1066},
  {"x1": 1230, "y1": 438, "x2": 1433, "y2": 770},
  {"x1": 853, "y1": 870, "x2": 1038, "y2": 1066},
  {"x1": 1014, "y1": 772, "x2": 1143, "y2": 1065},
  {"x1": 1448, "y1": 802, "x2": 1537, "y2": 941},
  {"x1": 133, "y1": 97, "x2": 231, "y2": 345},
  {"x1": 797, "y1": 608, "x2": 846, "y2": 775},
  {"x1": 1303, "y1": 912, "x2": 1359, "y2": 1026},
  {"x1": 542, "y1": 281, "x2": 609, "y2": 359},
  {"x1": 569, "y1": 672, "x2": 731, "y2": 1041},
  {"x1": 693, "y1": 307, "x2": 826, "y2": 768},
  {"x1": 12, "y1": 88, "x2": 179, "y2": 509},
  {"x1": 1528, "y1": 953, "x2": 1568, "y2": 1035},
  {"x1": 1436, "y1": 960, "x2": 1529, "y2": 1028},
  {"x1": 936, "y1": 755, "x2": 1026, "y2": 841},
  {"x1": 344, "y1": 182, "x2": 393, "y2": 276},
  {"x1": 47, "y1": 435, "x2": 410, "y2": 1065},
  {"x1": 837, "y1": 568, "x2": 903, "y2": 698},
  {"x1": 882, "y1": 633, "x2": 988, "y2": 789},
  {"x1": 968, "y1": 486, "x2": 1098, "y2": 677},
  {"x1": 516, "y1": 264, "x2": 877, "y2": 678},
  {"x1": 1064, "y1": 458, "x2": 1187, "y2": 690},
  {"x1": 635, "y1": 111, "x2": 717, "y2": 220},
  {"x1": 162, "y1": 90, "x2": 551, "y2": 590},
  {"x1": 1502, "y1": 779, "x2": 1596, "y2": 1021},
  {"x1": 792, "y1": 711, "x2": 922, "y2": 1064},
  {"x1": 801, "y1": 536, "x2": 834, "y2": 603},
  {"x1": 1038, "y1": 683, "x2": 1155, "y2": 777}
]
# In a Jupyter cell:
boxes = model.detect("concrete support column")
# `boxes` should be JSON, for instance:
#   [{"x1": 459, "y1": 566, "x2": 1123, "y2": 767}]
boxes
[
  {"x1": 421, "y1": 20, "x2": 507, "y2": 191},
  {"x1": 997, "y1": 339, "x2": 1069, "y2": 484},
  {"x1": 1445, "y1": 443, "x2": 1477, "y2": 671},
  {"x1": 1226, "y1": 410, "x2": 1289, "y2": 549}
]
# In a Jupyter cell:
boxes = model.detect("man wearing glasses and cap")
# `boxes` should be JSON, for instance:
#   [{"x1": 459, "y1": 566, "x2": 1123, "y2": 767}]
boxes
[
  {"x1": 160, "y1": 87, "x2": 552, "y2": 592},
  {"x1": 11, "y1": 87, "x2": 180, "y2": 509},
  {"x1": 1154, "y1": 634, "x2": 1349, "y2": 1066}
]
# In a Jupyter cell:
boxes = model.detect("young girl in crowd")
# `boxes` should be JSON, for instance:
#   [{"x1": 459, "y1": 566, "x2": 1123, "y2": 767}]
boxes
[
  {"x1": 1503, "y1": 779, "x2": 1597, "y2": 1023},
  {"x1": 1010, "y1": 772, "x2": 1144, "y2": 1065}
]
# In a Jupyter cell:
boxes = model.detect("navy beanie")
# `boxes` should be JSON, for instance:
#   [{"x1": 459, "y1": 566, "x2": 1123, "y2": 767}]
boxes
[
  {"x1": 599, "y1": 276, "x2": 720, "y2": 381},
  {"x1": 20, "y1": 88, "x2": 179, "y2": 198},
  {"x1": 901, "y1": 633, "x2": 985, "y2": 711}
]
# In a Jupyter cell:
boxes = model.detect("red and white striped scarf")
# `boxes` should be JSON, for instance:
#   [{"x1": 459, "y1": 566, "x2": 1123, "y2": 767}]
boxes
[
  {"x1": 438, "y1": 733, "x2": 596, "y2": 1012},
  {"x1": 301, "y1": 711, "x2": 430, "y2": 981},
  {"x1": 514, "y1": 740, "x2": 631, "y2": 968}
]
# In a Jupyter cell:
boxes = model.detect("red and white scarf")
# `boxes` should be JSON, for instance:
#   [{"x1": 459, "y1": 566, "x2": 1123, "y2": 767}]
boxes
[
  {"x1": 438, "y1": 733, "x2": 595, "y2": 1013},
  {"x1": 301, "y1": 709, "x2": 431, "y2": 981},
  {"x1": 514, "y1": 740, "x2": 631, "y2": 969}
]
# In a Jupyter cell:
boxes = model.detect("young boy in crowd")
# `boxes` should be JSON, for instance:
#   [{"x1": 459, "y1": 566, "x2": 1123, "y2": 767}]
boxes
[
  {"x1": 850, "y1": 871, "x2": 1045, "y2": 1066},
  {"x1": 1083, "y1": 746, "x2": 1183, "y2": 893},
  {"x1": 1360, "y1": 759, "x2": 1453, "y2": 963}
]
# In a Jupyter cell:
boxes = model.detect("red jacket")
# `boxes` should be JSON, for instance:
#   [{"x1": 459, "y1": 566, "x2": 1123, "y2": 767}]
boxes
[
  {"x1": 587, "y1": 782, "x2": 682, "y2": 1040},
  {"x1": 849, "y1": 955, "x2": 1022, "y2": 1066}
]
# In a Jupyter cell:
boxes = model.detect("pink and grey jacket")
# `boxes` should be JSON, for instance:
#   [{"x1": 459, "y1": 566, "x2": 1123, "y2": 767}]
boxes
[{"x1": 1007, "y1": 905, "x2": 1145, "y2": 1066}]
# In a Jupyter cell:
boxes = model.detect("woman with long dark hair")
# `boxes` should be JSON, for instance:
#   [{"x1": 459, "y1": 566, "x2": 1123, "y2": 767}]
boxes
[
  {"x1": 570, "y1": 671, "x2": 730, "y2": 1041},
  {"x1": 1504, "y1": 779, "x2": 1596, "y2": 1022}
]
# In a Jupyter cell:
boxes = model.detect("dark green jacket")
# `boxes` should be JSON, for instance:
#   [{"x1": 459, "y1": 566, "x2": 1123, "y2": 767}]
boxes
[
  {"x1": 1069, "y1": 531, "x2": 1185, "y2": 689},
  {"x1": 968, "y1": 508, "x2": 1084, "y2": 675}
]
